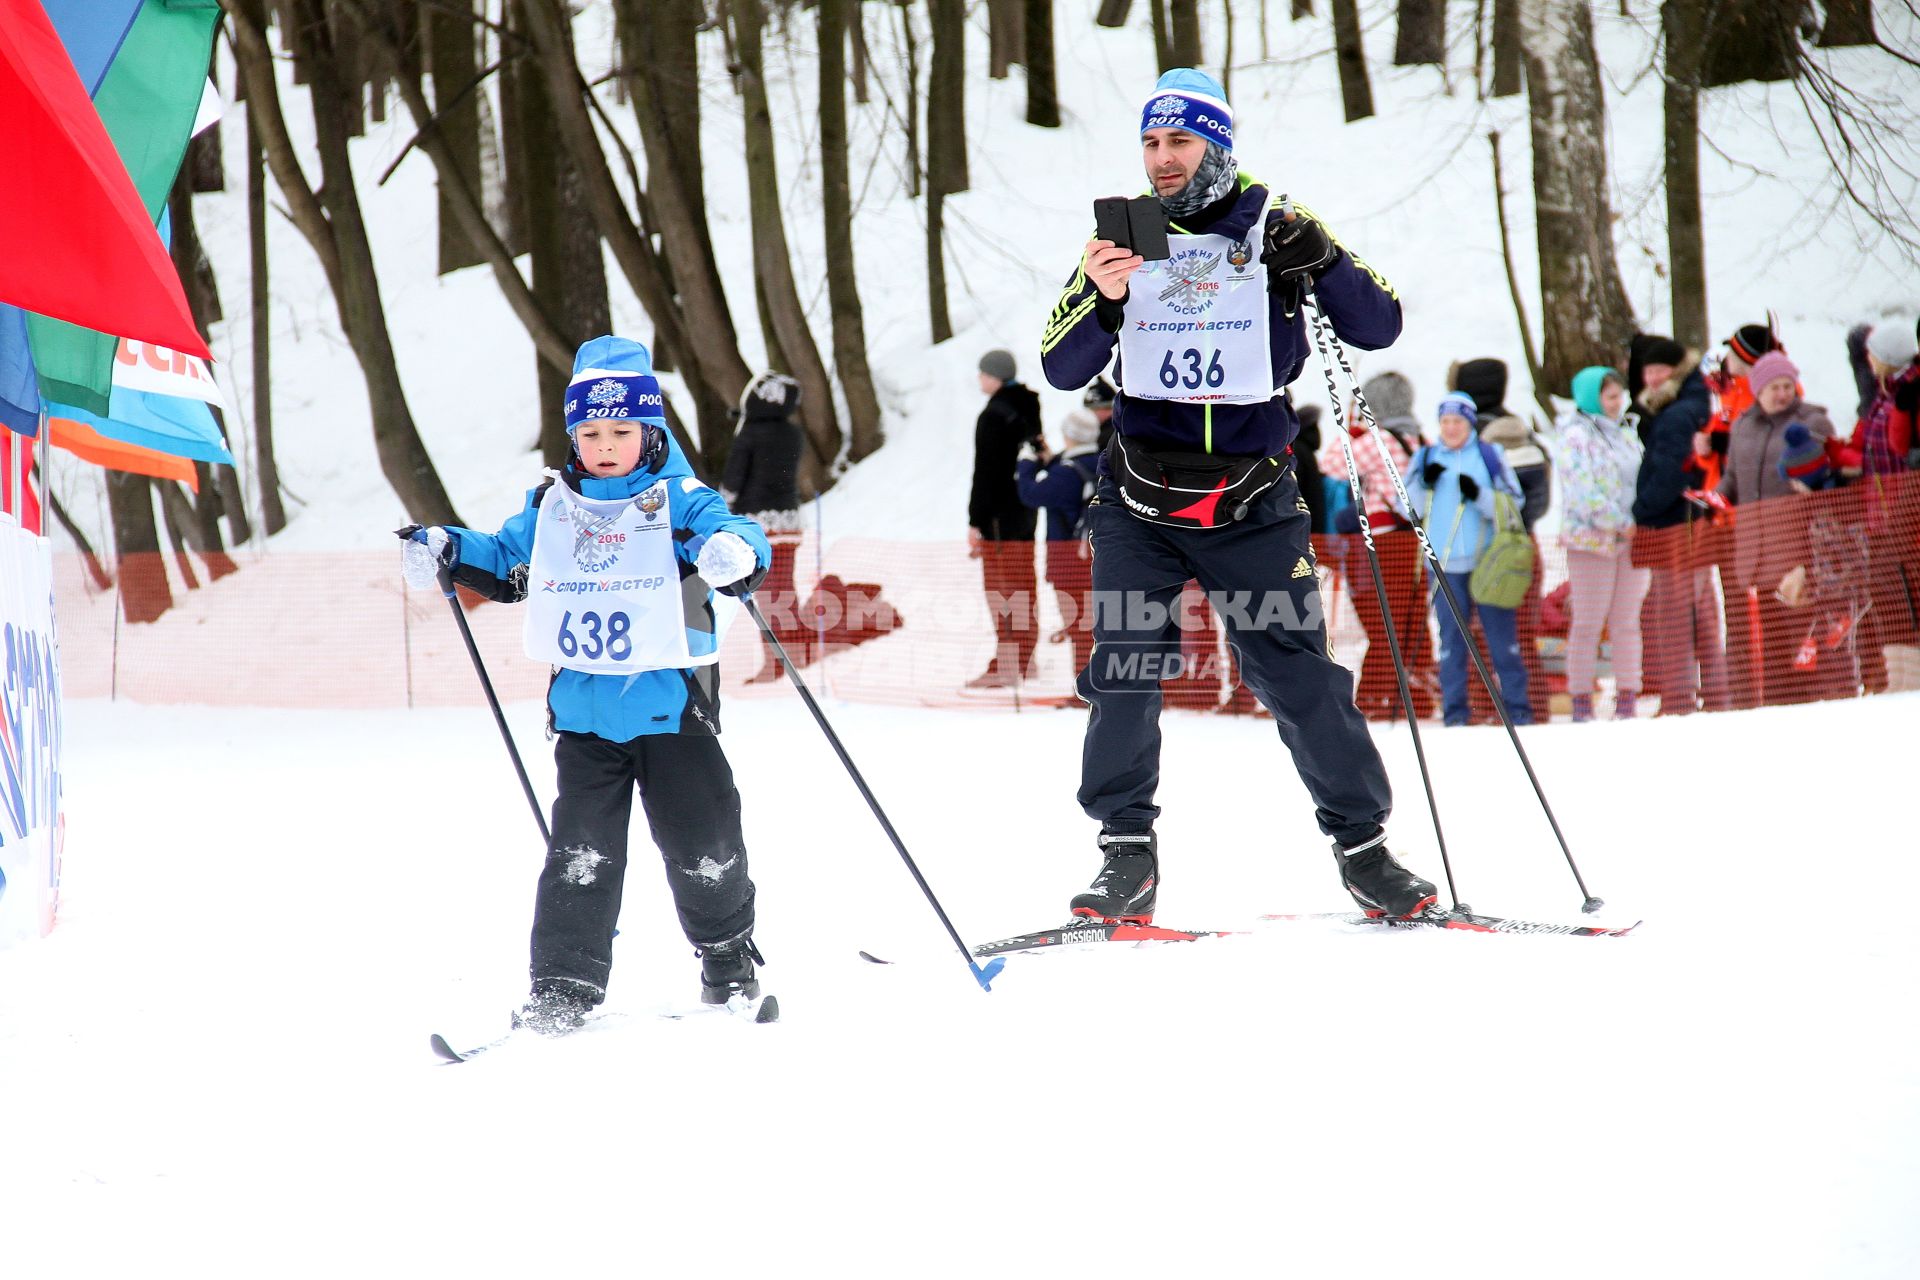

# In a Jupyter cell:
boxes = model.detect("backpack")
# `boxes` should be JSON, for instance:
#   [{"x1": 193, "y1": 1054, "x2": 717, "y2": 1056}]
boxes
[{"x1": 1469, "y1": 488, "x2": 1535, "y2": 609}]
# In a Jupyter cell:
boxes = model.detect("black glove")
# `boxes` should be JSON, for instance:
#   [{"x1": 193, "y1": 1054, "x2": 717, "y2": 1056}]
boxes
[
  {"x1": 1457, "y1": 474, "x2": 1480, "y2": 501},
  {"x1": 1262, "y1": 208, "x2": 1337, "y2": 283},
  {"x1": 720, "y1": 560, "x2": 770, "y2": 599},
  {"x1": 1421, "y1": 460, "x2": 1445, "y2": 488},
  {"x1": 1710, "y1": 430, "x2": 1730, "y2": 456}
]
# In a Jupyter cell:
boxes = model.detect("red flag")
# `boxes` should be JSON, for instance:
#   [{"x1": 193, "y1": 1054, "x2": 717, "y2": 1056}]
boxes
[
  {"x1": 0, "y1": 0, "x2": 210, "y2": 359},
  {"x1": 0, "y1": 428, "x2": 42, "y2": 534}
]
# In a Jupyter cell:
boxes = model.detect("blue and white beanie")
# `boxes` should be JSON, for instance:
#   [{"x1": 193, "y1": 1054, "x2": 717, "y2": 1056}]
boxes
[
  {"x1": 1436, "y1": 392, "x2": 1479, "y2": 428},
  {"x1": 1140, "y1": 68, "x2": 1233, "y2": 151},
  {"x1": 563, "y1": 335, "x2": 667, "y2": 433}
]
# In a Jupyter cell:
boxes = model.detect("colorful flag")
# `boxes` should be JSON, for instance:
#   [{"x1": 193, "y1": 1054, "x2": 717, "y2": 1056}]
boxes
[
  {"x1": 19, "y1": 0, "x2": 221, "y2": 413},
  {"x1": 44, "y1": 336, "x2": 233, "y2": 491}
]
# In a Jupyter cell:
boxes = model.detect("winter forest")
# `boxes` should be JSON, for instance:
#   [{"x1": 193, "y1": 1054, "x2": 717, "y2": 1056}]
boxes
[{"x1": 50, "y1": 0, "x2": 1920, "y2": 583}]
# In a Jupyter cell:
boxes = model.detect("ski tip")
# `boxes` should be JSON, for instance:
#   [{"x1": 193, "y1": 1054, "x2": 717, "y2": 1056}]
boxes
[
  {"x1": 754, "y1": 995, "x2": 781, "y2": 1023},
  {"x1": 429, "y1": 1033, "x2": 467, "y2": 1064},
  {"x1": 857, "y1": 950, "x2": 893, "y2": 965}
]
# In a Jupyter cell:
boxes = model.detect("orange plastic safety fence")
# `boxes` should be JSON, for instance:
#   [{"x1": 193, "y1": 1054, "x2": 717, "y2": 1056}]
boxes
[{"x1": 48, "y1": 470, "x2": 1920, "y2": 717}]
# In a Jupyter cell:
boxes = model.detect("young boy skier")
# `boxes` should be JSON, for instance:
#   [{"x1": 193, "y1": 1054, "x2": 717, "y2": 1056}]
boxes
[{"x1": 400, "y1": 336, "x2": 774, "y2": 1032}]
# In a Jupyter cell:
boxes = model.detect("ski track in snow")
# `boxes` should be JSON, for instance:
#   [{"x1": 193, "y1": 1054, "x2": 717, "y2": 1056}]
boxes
[{"x1": 3, "y1": 692, "x2": 1917, "y2": 1277}]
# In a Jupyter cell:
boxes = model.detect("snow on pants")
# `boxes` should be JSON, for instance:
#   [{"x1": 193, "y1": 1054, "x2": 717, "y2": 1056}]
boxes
[
  {"x1": 530, "y1": 730, "x2": 756, "y2": 998},
  {"x1": 1564, "y1": 544, "x2": 1651, "y2": 696},
  {"x1": 1074, "y1": 474, "x2": 1392, "y2": 850}
]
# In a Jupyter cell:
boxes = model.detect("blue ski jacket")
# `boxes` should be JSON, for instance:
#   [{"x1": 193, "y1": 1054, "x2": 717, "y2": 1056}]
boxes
[
  {"x1": 1039, "y1": 176, "x2": 1402, "y2": 460},
  {"x1": 444, "y1": 435, "x2": 772, "y2": 740}
]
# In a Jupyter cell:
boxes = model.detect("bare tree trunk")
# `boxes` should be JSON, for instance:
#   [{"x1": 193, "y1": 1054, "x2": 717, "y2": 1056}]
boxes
[
  {"x1": 850, "y1": 3, "x2": 870, "y2": 103},
  {"x1": 427, "y1": 0, "x2": 486, "y2": 274},
  {"x1": 509, "y1": 0, "x2": 612, "y2": 469},
  {"x1": 1330, "y1": 0, "x2": 1375, "y2": 121},
  {"x1": 156, "y1": 482, "x2": 202, "y2": 589},
  {"x1": 1025, "y1": 0, "x2": 1059, "y2": 127},
  {"x1": 928, "y1": 186, "x2": 953, "y2": 345},
  {"x1": 1491, "y1": 0, "x2": 1522, "y2": 96},
  {"x1": 1518, "y1": 0, "x2": 1637, "y2": 391},
  {"x1": 615, "y1": 0, "x2": 748, "y2": 465},
  {"x1": 226, "y1": 0, "x2": 463, "y2": 525},
  {"x1": 1169, "y1": 0, "x2": 1202, "y2": 66},
  {"x1": 42, "y1": 478, "x2": 114, "y2": 589},
  {"x1": 1663, "y1": 0, "x2": 1708, "y2": 351},
  {"x1": 1151, "y1": 0, "x2": 1174, "y2": 71},
  {"x1": 107, "y1": 474, "x2": 171, "y2": 623},
  {"x1": 898, "y1": 1, "x2": 922, "y2": 198},
  {"x1": 1702, "y1": 0, "x2": 1805, "y2": 85},
  {"x1": 989, "y1": 0, "x2": 1023, "y2": 77},
  {"x1": 1222, "y1": 0, "x2": 1234, "y2": 98},
  {"x1": 730, "y1": 0, "x2": 843, "y2": 470},
  {"x1": 1393, "y1": 0, "x2": 1445, "y2": 66},
  {"x1": 1817, "y1": 0, "x2": 1873, "y2": 46},
  {"x1": 928, "y1": 0, "x2": 967, "y2": 194},
  {"x1": 516, "y1": 0, "x2": 728, "y2": 468},
  {"x1": 820, "y1": 0, "x2": 885, "y2": 461},
  {"x1": 246, "y1": 90, "x2": 285, "y2": 536},
  {"x1": 1489, "y1": 130, "x2": 1551, "y2": 419},
  {"x1": 167, "y1": 171, "x2": 249, "y2": 549}
]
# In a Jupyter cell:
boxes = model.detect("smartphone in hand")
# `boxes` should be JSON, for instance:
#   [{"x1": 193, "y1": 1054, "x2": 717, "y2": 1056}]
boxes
[
  {"x1": 1094, "y1": 196, "x2": 1132, "y2": 249},
  {"x1": 1125, "y1": 196, "x2": 1170, "y2": 262}
]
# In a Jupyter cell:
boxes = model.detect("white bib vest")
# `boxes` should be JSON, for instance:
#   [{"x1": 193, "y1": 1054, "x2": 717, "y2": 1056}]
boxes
[
  {"x1": 524, "y1": 478, "x2": 733, "y2": 674},
  {"x1": 1117, "y1": 202, "x2": 1276, "y2": 406}
]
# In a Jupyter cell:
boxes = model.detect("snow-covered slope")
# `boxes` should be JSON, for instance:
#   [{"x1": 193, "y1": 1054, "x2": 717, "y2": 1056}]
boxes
[
  {"x1": 4, "y1": 691, "x2": 1917, "y2": 1276},
  {"x1": 35, "y1": 2, "x2": 1920, "y2": 550}
]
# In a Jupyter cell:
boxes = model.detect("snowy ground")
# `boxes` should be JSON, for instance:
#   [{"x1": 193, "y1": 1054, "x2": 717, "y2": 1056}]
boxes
[{"x1": 3, "y1": 691, "x2": 1917, "y2": 1276}]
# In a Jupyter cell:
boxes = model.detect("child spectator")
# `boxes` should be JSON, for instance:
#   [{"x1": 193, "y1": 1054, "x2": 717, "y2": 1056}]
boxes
[
  {"x1": 1778, "y1": 424, "x2": 1833, "y2": 493},
  {"x1": 1556, "y1": 366, "x2": 1649, "y2": 721}
]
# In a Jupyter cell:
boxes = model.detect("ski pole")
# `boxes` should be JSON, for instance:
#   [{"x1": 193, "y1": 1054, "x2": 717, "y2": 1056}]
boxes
[
  {"x1": 741, "y1": 592, "x2": 1005, "y2": 991},
  {"x1": 1305, "y1": 292, "x2": 1604, "y2": 914},
  {"x1": 1311, "y1": 324, "x2": 1464, "y2": 912},
  {"x1": 436, "y1": 563, "x2": 551, "y2": 848}
]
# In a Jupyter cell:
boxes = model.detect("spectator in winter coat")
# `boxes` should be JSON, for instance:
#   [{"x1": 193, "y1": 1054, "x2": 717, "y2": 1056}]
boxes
[
  {"x1": 1323, "y1": 372, "x2": 1434, "y2": 719},
  {"x1": 1630, "y1": 335, "x2": 1729, "y2": 715},
  {"x1": 1717, "y1": 351, "x2": 1839, "y2": 705},
  {"x1": 1403, "y1": 392, "x2": 1531, "y2": 727},
  {"x1": 1700, "y1": 321, "x2": 1784, "y2": 495},
  {"x1": 1556, "y1": 366, "x2": 1650, "y2": 721},
  {"x1": 1848, "y1": 319, "x2": 1920, "y2": 476},
  {"x1": 1016, "y1": 410, "x2": 1102, "y2": 675},
  {"x1": 969, "y1": 349, "x2": 1043, "y2": 687},
  {"x1": 722, "y1": 372, "x2": 807, "y2": 682},
  {"x1": 1083, "y1": 377, "x2": 1118, "y2": 453},
  {"x1": 1293, "y1": 403, "x2": 1327, "y2": 533},
  {"x1": 1450, "y1": 356, "x2": 1551, "y2": 724}
]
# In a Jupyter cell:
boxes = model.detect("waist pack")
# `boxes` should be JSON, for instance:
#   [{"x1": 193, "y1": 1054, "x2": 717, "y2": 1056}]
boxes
[
  {"x1": 1108, "y1": 433, "x2": 1286, "y2": 530},
  {"x1": 1469, "y1": 489, "x2": 1536, "y2": 610}
]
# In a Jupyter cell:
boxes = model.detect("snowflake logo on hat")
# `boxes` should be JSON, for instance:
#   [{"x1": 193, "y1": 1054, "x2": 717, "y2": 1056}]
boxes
[
  {"x1": 587, "y1": 378, "x2": 627, "y2": 410},
  {"x1": 1150, "y1": 94, "x2": 1187, "y2": 116}
]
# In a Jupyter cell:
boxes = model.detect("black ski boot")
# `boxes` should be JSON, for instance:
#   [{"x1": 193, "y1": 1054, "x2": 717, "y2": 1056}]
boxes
[
  {"x1": 1069, "y1": 827, "x2": 1158, "y2": 923},
  {"x1": 1334, "y1": 835, "x2": 1437, "y2": 919},
  {"x1": 513, "y1": 977, "x2": 598, "y2": 1036},
  {"x1": 698, "y1": 936, "x2": 764, "y2": 1005}
]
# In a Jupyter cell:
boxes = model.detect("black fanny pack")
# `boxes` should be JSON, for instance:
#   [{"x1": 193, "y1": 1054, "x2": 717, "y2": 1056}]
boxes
[{"x1": 1107, "y1": 433, "x2": 1287, "y2": 530}]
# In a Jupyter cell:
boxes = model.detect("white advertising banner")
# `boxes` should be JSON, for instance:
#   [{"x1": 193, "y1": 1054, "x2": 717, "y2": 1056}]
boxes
[{"x1": 0, "y1": 518, "x2": 63, "y2": 947}]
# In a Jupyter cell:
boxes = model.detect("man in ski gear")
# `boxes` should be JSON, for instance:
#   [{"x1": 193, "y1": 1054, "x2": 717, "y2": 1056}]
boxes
[
  {"x1": 968, "y1": 349, "x2": 1044, "y2": 687},
  {"x1": 1040, "y1": 68, "x2": 1437, "y2": 924},
  {"x1": 399, "y1": 337, "x2": 773, "y2": 1031}
]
